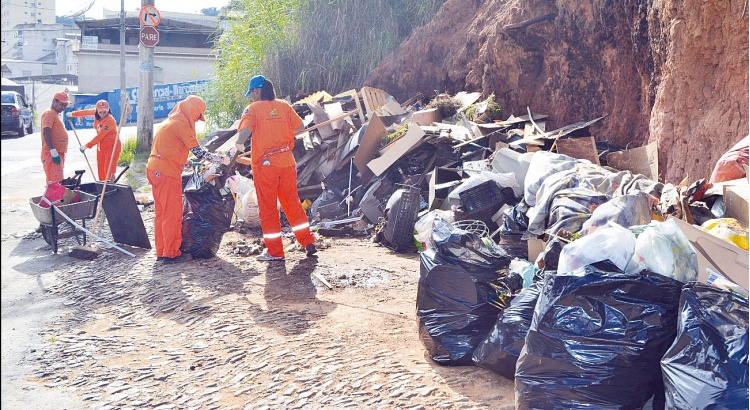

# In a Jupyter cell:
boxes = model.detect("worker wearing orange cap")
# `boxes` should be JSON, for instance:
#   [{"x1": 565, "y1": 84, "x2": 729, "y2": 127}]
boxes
[
  {"x1": 236, "y1": 75, "x2": 317, "y2": 261},
  {"x1": 147, "y1": 95, "x2": 230, "y2": 264},
  {"x1": 67, "y1": 100, "x2": 121, "y2": 181},
  {"x1": 40, "y1": 92, "x2": 70, "y2": 183}
]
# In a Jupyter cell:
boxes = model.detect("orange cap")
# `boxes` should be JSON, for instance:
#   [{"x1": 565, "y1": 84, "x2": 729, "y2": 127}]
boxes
[
  {"x1": 96, "y1": 100, "x2": 109, "y2": 110},
  {"x1": 53, "y1": 92, "x2": 70, "y2": 103}
]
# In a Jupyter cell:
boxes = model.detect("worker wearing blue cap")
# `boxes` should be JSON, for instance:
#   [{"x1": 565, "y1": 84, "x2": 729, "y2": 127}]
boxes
[{"x1": 235, "y1": 75, "x2": 317, "y2": 261}]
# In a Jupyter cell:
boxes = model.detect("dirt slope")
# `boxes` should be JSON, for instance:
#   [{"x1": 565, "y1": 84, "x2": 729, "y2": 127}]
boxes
[{"x1": 366, "y1": 0, "x2": 749, "y2": 184}]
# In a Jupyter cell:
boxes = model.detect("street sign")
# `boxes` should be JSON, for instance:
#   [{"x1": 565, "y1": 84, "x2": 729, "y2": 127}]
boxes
[
  {"x1": 140, "y1": 26, "x2": 159, "y2": 48},
  {"x1": 139, "y1": 5, "x2": 161, "y2": 27}
]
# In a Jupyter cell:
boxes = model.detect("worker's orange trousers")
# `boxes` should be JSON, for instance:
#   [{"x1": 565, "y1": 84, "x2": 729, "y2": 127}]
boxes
[
  {"x1": 41, "y1": 151, "x2": 66, "y2": 183},
  {"x1": 147, "y1": 168, "x2": 184, "y2": 258},
  {"x1": 97, "y1": 139, "x2": 122, "y2": 181},
  {"x1": 253, "y1": 164, "x2": 314, "y2": 257}
]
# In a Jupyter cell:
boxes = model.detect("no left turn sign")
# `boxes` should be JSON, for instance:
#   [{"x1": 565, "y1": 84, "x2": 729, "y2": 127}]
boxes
[{"x1": 140, "y1": 5, "x2": 161, "y2": 27}]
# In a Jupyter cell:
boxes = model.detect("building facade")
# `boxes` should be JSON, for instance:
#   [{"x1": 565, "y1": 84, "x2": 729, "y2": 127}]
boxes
[
  {"x1": 74, "y1": 16, "x2": 218, "y2": 95},
  {"x1": 1, "y1": 0, "x2": 57, "y2": 57}
]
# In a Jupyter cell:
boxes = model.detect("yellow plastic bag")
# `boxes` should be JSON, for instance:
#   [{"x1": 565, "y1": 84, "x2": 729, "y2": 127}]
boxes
[{"x1": 701, "y1": 218, "x2": 749, "y2": 251}]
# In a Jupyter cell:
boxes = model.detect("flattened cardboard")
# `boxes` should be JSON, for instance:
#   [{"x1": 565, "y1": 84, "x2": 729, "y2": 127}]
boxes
[
  {"x1": 671, "y1": 217, "x2": 749, "y2": 291},
  {"x1": 353, "y1": 113, "x2": 387, "y2": 182},
  {"x1": 724, "y1": 184, "x2": 749, "y2": 228},
  {"x1": 367, "y1": 125, "x2": 425, "y2": 176},
  {"x1": 556, "y1": 136, "x2": 601, "y2": 165},
  {"x1": 606, "y1": 141, "x2": 658, "y2": 180}
]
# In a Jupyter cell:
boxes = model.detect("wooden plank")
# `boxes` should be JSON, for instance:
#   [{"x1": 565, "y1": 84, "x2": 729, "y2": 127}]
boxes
[
  {"x1": 360, "y1": 86, "x2": 388, "y2": 119},
  {"x1": 556, "y1": 136, "x2": 601, "y2": 165}
]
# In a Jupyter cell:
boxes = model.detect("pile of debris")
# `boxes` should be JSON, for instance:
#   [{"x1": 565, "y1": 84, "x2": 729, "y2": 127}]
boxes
[
  {"x1": 204, "y1": 88, "x2": 607, "y2": 246},
  {"x1": 201, "y1": 86, "x2": 748, "y2": 408}
]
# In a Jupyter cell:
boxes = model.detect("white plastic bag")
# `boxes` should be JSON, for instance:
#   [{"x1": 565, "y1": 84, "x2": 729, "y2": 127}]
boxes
[
  {"x1": 626, "y1": 219, "x2": 698, "y2": 283},
  {"x1": 558, "y1": 222, "x2": 636, "y2": 274},
  {"x1": 225, "y1": 173, "x2": 260, "y2": 228},
  {"x1": 414, "y1": 209, "x2": 455, "y2": 250}
]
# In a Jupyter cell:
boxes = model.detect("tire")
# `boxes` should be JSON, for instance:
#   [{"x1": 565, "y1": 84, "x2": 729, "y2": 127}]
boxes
[
  {"x1": 26, "y1": 121, "x2": 33, "y2": 134},
  {"x1": 16, "y1": 124, "x2": 25, "y2": 138}
]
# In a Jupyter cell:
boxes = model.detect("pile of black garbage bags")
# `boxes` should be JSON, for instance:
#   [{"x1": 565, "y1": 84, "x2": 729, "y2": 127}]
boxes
[{"x1": 416, "y1": 151, "x2": 748, "y2": 409}]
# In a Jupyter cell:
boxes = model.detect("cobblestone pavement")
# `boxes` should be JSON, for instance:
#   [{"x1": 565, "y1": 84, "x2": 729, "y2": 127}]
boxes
[{"x1": 18, "y1": 213, "x2": 516, "y2": 409}]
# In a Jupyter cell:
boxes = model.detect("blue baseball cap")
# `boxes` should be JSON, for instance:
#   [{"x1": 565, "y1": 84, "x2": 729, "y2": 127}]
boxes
[{"x1": 245, "y1": 75, "x2": 266, "y2": 97}]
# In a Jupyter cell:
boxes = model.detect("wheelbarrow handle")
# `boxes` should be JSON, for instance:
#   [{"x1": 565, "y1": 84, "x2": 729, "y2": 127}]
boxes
[{"x1": 113, "y1": 165, "x2": 130, "y2": 184}]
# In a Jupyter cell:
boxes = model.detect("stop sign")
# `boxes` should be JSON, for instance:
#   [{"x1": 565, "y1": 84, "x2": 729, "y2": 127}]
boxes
[{"x1": 140, "y1": 26, "x2": 159, "y2": 47}]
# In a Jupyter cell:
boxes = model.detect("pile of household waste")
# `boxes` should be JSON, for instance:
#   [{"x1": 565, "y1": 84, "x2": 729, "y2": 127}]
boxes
[{"x1": 198, "y1": 88, "x2": 748, "y2": 407}]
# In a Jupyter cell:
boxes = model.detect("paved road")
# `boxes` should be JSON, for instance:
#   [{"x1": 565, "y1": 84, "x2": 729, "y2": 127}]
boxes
[
  {"x1": 1, "y1": 125, "x2": 137, "y2": 408},
  {"x1": 1, "y1": 128, "x2": 92, "y2": 408}
]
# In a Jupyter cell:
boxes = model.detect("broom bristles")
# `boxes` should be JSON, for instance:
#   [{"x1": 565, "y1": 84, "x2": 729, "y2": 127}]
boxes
[{"x1": 69, "y1": 245, "x2": 101, "y2": 260}]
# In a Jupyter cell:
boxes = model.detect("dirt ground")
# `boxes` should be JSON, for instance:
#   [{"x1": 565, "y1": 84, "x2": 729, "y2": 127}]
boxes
[{"x1": 11, "y1": 208, "x2": 516, "y2": 409}]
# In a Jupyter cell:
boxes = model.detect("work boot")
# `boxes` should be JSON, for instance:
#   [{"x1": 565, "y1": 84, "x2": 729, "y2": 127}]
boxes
[
  {"x1": 257, "y1": 250, "x2": 284, "y2": 261},
  {"x1": 163, "y1": 253, "x2": 192, "y2": 264},
  {"x1": 305, "y1": 243, "x2": 318, "y2": 257}
]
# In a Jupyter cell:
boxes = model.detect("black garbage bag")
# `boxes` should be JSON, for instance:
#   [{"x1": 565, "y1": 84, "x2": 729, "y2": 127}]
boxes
[
  {"x1": 515, "y1": 264, "x2": 683, "y2": 410},
  {"x1": 497, "y1": 202, "x2": 531, "y2": 260},
  {"x1": 180, "y1": 183, "x2": 235, "y2": 259},
  {"x1": 417, "y1": 217, "x2": 512, "y2": 366},
  {"x1": 661, "y1": 283, "x2": 749, "y2": 410},
  {"x1": 472, "y1": 280, "x2": 544, "y2": 378}
]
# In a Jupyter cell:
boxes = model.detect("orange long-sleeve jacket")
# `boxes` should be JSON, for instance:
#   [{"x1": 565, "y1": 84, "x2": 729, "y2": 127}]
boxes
[
  {"x1": 71, "y1": 109, "x2": 118, "y2": 149},
  {"x1": 146, "y1": 96, "x2": 206, "y2": 178}
]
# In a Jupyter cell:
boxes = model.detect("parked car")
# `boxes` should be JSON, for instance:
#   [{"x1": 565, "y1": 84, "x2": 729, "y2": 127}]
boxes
[{"x1": 1, "y1": 91, "x2": 34, "y2": 137}]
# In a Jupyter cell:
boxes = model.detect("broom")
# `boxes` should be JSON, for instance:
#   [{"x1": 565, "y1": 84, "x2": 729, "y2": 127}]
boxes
[{"x1": 69, "y1": 100, "x2": 129, "y2": 260}]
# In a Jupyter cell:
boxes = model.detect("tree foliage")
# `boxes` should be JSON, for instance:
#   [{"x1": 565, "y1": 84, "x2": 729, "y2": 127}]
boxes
[{"x1": 204, "y1": 0, "x2": 445, "y2": 129}]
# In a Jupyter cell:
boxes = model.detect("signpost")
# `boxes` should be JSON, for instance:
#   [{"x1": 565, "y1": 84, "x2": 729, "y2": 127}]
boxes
[
  {"x1": 137, "y1": 4, "x2": 160, "y2": 152},
  {"x1": 139, "y1": 26, "x2": 159, "y2": 48}
]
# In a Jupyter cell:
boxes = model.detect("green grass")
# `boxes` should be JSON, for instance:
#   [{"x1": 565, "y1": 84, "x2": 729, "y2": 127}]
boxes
[{"x1": 118, "y1": 137, "x2": 138, "y2": 166}]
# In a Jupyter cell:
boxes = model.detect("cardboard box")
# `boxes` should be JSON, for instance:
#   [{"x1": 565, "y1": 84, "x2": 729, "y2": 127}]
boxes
[
  {"x1": 527, "y1": 238, "x2": 546, "y2": 265},
  {"x1": 428, "y1": 167, "x2": 462, "y2": 211},
  {"x1": 723, "y1": 184, "x2": 749, "y2": 228},
  {"x1": 606, "y1": 141, "x2": 658, "y2": 181},
  {"x1": 410, "y1": 107, "x2": 441, "y2": 126},
  {"x1": 671, "y1": 217, "x2": 749, "y2": 291}
]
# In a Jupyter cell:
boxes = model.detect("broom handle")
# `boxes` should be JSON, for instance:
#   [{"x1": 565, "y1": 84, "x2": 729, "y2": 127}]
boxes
[
  {"x1": 90, "y1": 101, "x2": 128, "y2": 240},
  {"x1": 51, "y1": 206, "x2": 134, "y2": 257},
  {"x1": 68, "y1": 118, "x2": 98, "y2": 181}
]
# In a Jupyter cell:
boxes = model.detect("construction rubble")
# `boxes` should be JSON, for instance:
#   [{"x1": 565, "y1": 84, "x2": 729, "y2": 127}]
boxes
[{"x1": 193, "y1": 87, "x2": 748, "y2": 408}]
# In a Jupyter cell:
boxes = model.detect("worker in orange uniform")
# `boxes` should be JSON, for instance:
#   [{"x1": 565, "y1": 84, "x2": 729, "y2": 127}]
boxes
[
  {"x1": 66, "y1": 100, "x2": 121, "y2": 181},
  {"x1": 40, "y1": 92, "x2": 70, "y2": 183},
  {"x1": 235, "y1": 75, "x2": 317, "y2": 261},
  {"x1": 146, "y1": 95, "x2": 230, "y2": 264}
]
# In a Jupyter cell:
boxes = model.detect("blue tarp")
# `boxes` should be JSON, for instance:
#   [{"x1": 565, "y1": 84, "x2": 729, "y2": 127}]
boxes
[{"x1": 64, "y1": 79, "x2": 209, "y2": 130}]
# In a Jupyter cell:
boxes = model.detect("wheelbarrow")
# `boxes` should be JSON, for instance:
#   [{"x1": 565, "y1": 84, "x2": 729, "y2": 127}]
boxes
[
  {"x1": 29, "y1": 190, "x2": 100, "y2": 254},
  {"x1": 28, "y1": 169, "x2": 123, "y2": 254}
]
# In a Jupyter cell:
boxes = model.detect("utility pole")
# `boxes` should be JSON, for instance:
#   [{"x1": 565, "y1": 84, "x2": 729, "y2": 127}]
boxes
[
  {"x1": 119, "y1": 0, "x2": 127, "y2": 126},
  {"x1": 137, "y1": 0, "x2": 155, "y2": 152}
]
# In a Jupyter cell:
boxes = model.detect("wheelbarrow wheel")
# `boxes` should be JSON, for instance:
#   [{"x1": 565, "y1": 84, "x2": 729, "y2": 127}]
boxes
[{"x1": 40, "y1": 225, "x2": 59, "y2": 254}]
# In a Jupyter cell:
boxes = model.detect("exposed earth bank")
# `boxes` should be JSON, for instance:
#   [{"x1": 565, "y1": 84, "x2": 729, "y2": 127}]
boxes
[{"x1": 367, "y1": 0, "x2": 749, "y2": 184}]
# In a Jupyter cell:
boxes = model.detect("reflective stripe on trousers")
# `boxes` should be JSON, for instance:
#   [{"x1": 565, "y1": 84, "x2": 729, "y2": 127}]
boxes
[{"x1": 253, "y1": 164, "x2": 314, "y2": 257}]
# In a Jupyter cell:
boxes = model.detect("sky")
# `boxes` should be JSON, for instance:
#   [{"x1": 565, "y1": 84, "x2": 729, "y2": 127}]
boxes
[{"x1": 58, "y1": 0, "x2": 230, "y2": 19}]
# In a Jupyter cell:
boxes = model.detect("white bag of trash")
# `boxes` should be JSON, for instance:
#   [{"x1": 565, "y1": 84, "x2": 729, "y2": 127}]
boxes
[
  {"x1": 558, "y1": 222, "x2": 636, "y2": 274},
  {"x1": 626, "y1": 219, "x2": 698, "y2": 283},
  {"x1": 225, "y1": 173, "x2": 261, "y2": 229}
]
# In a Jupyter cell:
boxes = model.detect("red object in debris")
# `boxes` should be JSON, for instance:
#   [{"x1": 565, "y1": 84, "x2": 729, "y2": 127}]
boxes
[
  {"x1": 39, "y1": 183, "x2": 66, "y2": 208},
  {"x1": 710, "y1": 136, "x2": 749, "y2": 184}
]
